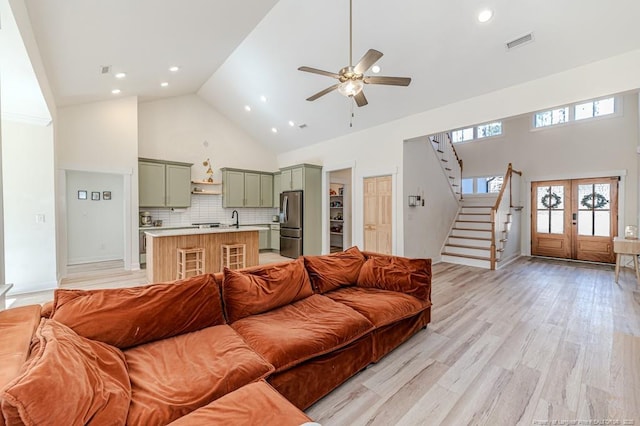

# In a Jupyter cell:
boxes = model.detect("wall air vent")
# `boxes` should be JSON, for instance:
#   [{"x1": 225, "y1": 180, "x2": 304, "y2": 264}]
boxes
[
  {"x1": 100, "y1": 65, "x2": 112, "y2": 74},
  {"x1": 505, "y1": 33, "x2": 534, "y2": 50},
  {"x1": 298, "y1": 124, "x2": 308, "y2": 129}
]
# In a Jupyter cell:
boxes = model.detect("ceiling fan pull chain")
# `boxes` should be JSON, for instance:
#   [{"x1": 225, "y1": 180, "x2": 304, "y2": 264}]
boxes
[{"x1": 350, "y1": 99, "x2": 355, "y2": 127}]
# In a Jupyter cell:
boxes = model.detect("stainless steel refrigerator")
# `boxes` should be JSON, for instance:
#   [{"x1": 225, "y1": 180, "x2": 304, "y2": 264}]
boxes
[{"x1": 280, "y1": 190, "x2": 303, "y2": 258}]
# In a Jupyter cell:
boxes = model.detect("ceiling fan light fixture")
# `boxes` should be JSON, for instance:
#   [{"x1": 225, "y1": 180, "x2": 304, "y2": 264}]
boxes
[{"x1": 338, "y1": 79, "x2": 364, "y2": 97}]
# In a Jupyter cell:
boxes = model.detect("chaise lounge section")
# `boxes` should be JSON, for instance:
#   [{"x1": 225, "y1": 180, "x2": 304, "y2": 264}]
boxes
[{"x1": 0, "y1": 247, "x2": 431, "y2": 425}]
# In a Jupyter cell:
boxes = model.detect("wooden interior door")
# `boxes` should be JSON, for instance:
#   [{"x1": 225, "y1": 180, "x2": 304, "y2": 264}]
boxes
[
  {"x1": 531, "y1": 177, "x2": 618, "y2": 263},
  {"x1": 363, "y1": 175, "x2": 392, "y2": 254}
]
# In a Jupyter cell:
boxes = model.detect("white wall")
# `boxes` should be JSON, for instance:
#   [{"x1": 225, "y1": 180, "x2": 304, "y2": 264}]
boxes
[
  {"x1": 56, "y1": 97, "x2": 139, "y2": 271},
  {"x1": 2, "y1": 120, "x2": 56, "y2": 293},
  {"x1": 66, "y1": 171, "x2": 124, "y2": 264},
  {"x1": 138, "y1": 94, "x2": 279, "y2": 180},
  {"x1": 278, "y1": 49, "x2": 640, "y2": 258},
  {"x1": 403, "y1": 137, "x2": 459, "y2": 260}
]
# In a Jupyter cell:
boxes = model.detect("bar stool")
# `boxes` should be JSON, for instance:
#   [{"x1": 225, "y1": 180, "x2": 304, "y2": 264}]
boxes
[
  {"x1": 176, "y1": 247, "x2": 205, "y2": 279},
  {"x1": 220, "y1": 243, "x2": 246, "y2": 272}
]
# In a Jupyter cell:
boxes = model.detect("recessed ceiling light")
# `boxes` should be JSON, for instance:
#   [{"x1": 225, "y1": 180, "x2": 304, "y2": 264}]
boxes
[
  {"x1": 160, "y1": 82, "x2": 169, "y2": 87},
  {"x1": 114, "y1": 72, "x2": 126, "y2": 79},
  {"x1": 169, "y1": 66, "x2": 180, "y2": 72},
  {"x1": 244, "y1": 105, "x2": 251, "y2": 112},
  {"x1": 260, "y1": 95, "x2": 267, "y2": 103},
  {"x1": 111, "y1": 89, "x2": 121, "y2": 94},
  {"x1": 288, "y1": 120, "x2": 295, "y2": 127},
  {"x1": 271, "y1": 127, "x2": 278, "y2": 133},
  {"x1": 371, "y1": 65, "x2": 381, "y2": 74},
  {"x1": 478, "y1": 9, "x2": 493, "y2": 23}
]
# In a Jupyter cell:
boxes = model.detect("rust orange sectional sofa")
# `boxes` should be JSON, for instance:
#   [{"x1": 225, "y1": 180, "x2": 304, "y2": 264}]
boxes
[{"x1": 0, "y1": 247, "x2": 431, "y2": 425}]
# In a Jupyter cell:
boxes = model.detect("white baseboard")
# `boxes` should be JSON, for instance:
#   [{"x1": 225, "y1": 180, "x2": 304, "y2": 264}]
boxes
[{"x1": 67, "y1": 255, "x2": 123, "y2": 265}]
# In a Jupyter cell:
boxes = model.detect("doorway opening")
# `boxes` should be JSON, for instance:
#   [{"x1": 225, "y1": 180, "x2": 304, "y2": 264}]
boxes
[
  {"x1": 531, "y1": 177, "x2": 618, "y2": 263},
  {"x1": 65, "y1": 170, "x2": 126, "y2": 270},
  {"x1": 327, "y1": 168, "x2": 352, "y2": 253}
]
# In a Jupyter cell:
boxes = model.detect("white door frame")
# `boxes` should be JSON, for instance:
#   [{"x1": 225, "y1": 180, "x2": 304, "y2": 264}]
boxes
[
  {"x1": 57, "y1": 166, "x2": 136, "y2": 282},
  {"x1": 357, "y1": 167, "x2": 399, "y2": 255},
  {"x1": 321, "y1": 161, "x2": 356, "y2": 254}
]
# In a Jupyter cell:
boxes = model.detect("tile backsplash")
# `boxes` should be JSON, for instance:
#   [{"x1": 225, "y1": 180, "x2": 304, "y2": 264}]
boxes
[{"x1": 141, "y1": 194, "x2": 278, "y2": 227}]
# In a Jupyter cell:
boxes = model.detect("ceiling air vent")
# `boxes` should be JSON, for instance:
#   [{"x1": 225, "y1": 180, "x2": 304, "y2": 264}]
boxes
[
  {"x1": 100, "y1": 65, "x2": 112, "y2": 74},
  {"x1": 298, "y1": 124, "x2": 307, "y2": 129},
  {"x1": 505, "y1": 33, "x2": 534, "y2": 51}
]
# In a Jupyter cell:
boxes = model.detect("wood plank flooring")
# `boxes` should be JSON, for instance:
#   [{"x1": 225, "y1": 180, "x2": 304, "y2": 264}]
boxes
[{"x1": 306, "y1": 257, "x2": 640, "y2": 425}]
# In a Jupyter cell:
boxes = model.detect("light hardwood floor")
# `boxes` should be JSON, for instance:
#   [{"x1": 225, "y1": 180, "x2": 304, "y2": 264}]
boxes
[
  {"x1": 7, "y1": 256, "x2": 639, "y2": 425},
  {"x1": 306, "y1": 257, "x2": 640, "y2": 426}
]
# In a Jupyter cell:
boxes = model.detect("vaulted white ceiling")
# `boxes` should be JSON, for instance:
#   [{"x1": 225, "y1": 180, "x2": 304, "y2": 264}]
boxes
[{"x1": 17, "y1": 0, "x2": 640, "y2": 152}]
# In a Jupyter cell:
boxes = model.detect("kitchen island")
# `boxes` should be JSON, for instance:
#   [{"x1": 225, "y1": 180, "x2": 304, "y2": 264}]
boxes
[{"x1": 144, "y1": 227, "x2": 261, "y2": 282}]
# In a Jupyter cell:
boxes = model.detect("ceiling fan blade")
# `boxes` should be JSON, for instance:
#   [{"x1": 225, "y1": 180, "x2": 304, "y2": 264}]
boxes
[
  {"x1": 364, "y1": 76, "x2": 412, "y2": 86},
  {"x1": 306, "y1": 83, "x2": 341, "y2": 101},
  {"x1": 298, "y1": 66, "x2": 340, "y2": 79},
  {"x1": 354, "y1": 90, "x2": 368, "y2": 107},
  {"x1": 353, "y1": 49, "x2": 383, "y2": 74}
]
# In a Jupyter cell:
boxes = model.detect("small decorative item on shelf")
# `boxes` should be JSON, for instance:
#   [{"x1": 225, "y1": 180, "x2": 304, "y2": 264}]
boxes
[
  {"x1": 624, "y1": 225, "x2": 638, "y2": 240},
  {"x1": 329, "y1": 189, "x2": 337, "y2": 196},
  {"x1": 338, "y1": 187, "x2": 344, "y2": 196},
  {"x1": 203, "y1": 158, "x2": 214, "y2": 182}
]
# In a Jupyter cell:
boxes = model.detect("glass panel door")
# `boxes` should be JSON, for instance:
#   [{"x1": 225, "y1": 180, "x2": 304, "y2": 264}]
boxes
[{"x1": 531, "y1": 180, "x2": 572, "y2": 259}]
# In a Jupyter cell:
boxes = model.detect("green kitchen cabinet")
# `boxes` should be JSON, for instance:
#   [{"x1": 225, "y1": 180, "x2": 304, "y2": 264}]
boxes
[
  {"x1": 244, "y1": 172, "x2": 261, "y2": 207},
  {"x1": 222, "y1": 168, "x2": 277, "y2": 208},
  {"x1": 273, "y1": 172, "x2": 281, "y2": 207},
  {"x1": 260, "y1": 174, "x2": 273, "y2": 207},
  {"x1": 139, "y1": 159, "x2": 192, "y2": 208},
  {"x1": 222, "y1": 170, "x2": 246, "y2": 208}
]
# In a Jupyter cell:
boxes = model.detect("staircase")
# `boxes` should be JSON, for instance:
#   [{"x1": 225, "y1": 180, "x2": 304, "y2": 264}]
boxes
[
  {"x1": 429, "y1": 132, "x2": 463, "y2": 199},
  {"x1": 441, "y1": 195, "x2": 509, "y2": 269}
]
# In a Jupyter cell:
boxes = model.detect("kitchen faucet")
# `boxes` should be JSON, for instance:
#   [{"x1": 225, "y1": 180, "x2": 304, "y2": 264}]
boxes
[{"x1": 231, "y1": 210, "x2": 239, "y2": 228}]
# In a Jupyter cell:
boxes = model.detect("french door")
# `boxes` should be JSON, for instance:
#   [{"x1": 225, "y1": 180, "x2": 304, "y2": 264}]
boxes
[{"x1": 531, "y1": 177, "x2": 618, "y2": 263}]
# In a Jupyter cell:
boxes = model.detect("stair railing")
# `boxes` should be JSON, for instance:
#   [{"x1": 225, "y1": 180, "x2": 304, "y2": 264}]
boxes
[
  {"x1": 428, "y1": 132, "x2": 463, "y2": 200},
  {"x1": 490, "y1": 163, "x2": 522, "y2": 270}
]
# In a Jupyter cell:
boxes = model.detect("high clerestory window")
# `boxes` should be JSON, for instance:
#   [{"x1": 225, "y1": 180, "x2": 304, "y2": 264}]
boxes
[
  {"x1": 533, "y1": 96, "x2": 616, "y2": 129},
  {"x1": 451, "y1": 121, "x2": 503, "y2": 143}
]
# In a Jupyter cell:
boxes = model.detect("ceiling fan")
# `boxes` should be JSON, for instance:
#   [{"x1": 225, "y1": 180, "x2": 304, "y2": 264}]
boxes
[{"x1": 298, "y1": 0, "x2": 411, "y2": 107}]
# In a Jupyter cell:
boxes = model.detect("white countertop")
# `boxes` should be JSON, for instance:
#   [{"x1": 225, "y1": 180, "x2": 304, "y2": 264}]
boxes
[{"x1": 145, "y1": 226, "x2": 266, "y2": 237}]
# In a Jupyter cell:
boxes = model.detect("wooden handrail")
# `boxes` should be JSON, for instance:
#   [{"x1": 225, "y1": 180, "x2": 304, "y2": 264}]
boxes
[
  {"x1": 446, "y1": 133, "x2": 463, "y2": 172},
  {"x1": 490, "y1": 163, "x2": 522, "y2": 270}
]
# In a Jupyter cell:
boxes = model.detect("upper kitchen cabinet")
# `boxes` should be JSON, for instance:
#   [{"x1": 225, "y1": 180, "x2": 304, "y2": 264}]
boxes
[
  {"x1": 280, "y1": 166, "x2": 304, "y2": 191},
  {"x1": 139, "y1": 158, "x2": 192, "y2": 208},
  {"x1": 221, "y1": 168, "x2": 275, "y2": 208},
  {"x1": 279, "y1": 164, "x2": 321, "y2": 192},
  {"x1": 260, "y1": 174, "x2": 273, "y2": 208}
]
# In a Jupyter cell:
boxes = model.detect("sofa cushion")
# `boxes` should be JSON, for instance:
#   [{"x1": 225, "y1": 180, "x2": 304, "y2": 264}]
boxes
[
  {"x1": 1, "y1": 319, "x2": 130, "y2": 426},
  {"x1": 304, "y1": 246, "x2": 365, "y2": 293},
  {"x1": 167, "y1": 381, "x2": 312, "y2": 426},
  {"x1": 223, "y1": 258, "x2": 313, "y2": 323},
  {"x1": 125, "y1": 325, "x2": 274, "y2": 426},
  {"x1": 0, "y1": 305, "x2": 41, "y2": 392},
  {"x1": 52, "y1": 274, "x2": 224, "y2": 349},
  {"x1": 357, "y1": 255, "x2": 431, "y2": 302},
  {"x1": 231, "y1": 294, "x2": 374, "y2": 372},
  {"x1": 325, "y1": 286, "x2": 430, "y2": 328}
]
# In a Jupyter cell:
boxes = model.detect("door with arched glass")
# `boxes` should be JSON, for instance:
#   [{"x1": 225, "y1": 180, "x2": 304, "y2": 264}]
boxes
[{"x1": 531, "y1": 177, "x2": 618, "y2": 263}]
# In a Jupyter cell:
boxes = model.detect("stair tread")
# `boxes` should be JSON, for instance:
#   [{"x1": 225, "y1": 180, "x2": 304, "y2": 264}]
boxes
[
  {"x1": 452, "y1": 227, "x2": 492, "y2": 232},
  {"x1": 442, "y1": 252, "x2": 491, "y2": 261},
  {"x1": 445, "y1": 244, "x2": 491, "y2": 251},
  {"x1": 459, "y1": 213, "x2": 491, "y2": 215},
  {"x1": 449, "y1": 236, "x2": 492, "y2": 241},
  {"x1": 456, "y1": 220, "x2": 492, "y2": 223}
]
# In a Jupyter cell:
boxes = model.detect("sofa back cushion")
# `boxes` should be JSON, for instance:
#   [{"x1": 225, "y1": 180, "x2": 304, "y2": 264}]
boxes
[
  {"x1": 303, "y1": 246, "x2": 366, "y2": 294},
  {"x1": 51, "y1": 274, "x2": 224, "y2": 349},
  {"x1": 1, "y1": 319, "x2": 130, "y2": 425},
  {"x1": 222, "y1": 258, "x2": 313, "y2": 323},
  {"x1": 357, "y1": 254, "x2": 431, "y2": 302}
]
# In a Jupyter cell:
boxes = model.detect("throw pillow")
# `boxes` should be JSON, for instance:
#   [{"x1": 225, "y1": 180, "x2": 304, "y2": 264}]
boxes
[
  {"x1": 52, "y1": 273, "x2": 224, "y2": 349},
  {"x1": 222, "y1": 258, "x2": 313, "y2": 322},
  {"x1": 303, "y1": 246, "x2": 365, "y2": 293},
  {"x1": 356, "y1": 255, "x2": 431, "y2": 302},
  {"x1": 1, "y1": 319, "x2": 131, "y2": 425}
]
